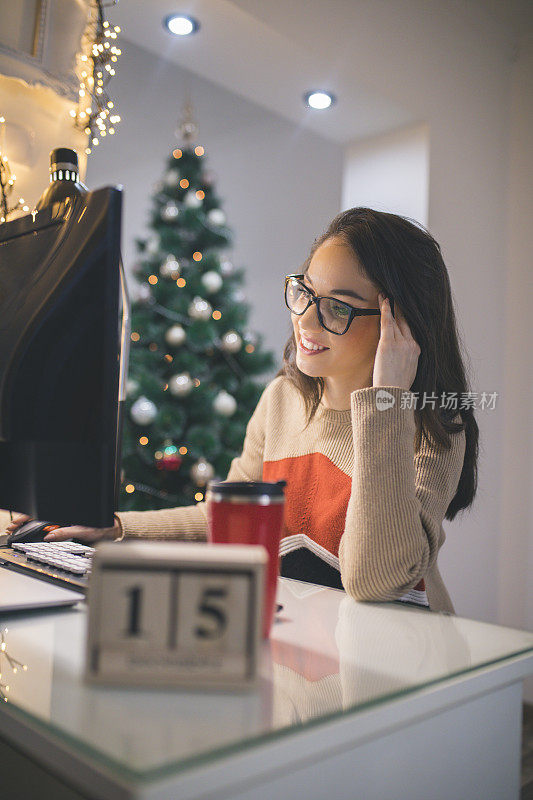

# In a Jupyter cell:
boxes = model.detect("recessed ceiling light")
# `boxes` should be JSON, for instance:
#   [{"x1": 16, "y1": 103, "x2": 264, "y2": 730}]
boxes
[
  {"x1": 304, "y1": 91, "x2": 336, "y2": 110},
  {"x1": 164, "y1": 14, "x2": 200, "y2": 36}
]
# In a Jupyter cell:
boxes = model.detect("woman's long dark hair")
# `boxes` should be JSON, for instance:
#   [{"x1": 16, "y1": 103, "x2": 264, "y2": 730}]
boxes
[{"x1": 277, "y1": 207, "x2": 478, "y2": 521}]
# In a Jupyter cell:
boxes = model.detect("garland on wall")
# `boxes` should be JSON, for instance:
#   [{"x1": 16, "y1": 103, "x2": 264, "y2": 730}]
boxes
[{"x1": 71, "y1": 0, "x2": 122, "y2": 155}]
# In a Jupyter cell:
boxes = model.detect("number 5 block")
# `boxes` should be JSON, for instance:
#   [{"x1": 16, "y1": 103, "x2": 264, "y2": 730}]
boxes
[{"x1": 85, "y1": 541, "x2": 267, "y2": 689}]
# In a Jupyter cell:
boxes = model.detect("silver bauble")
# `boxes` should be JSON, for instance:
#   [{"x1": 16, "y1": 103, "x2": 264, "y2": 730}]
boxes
[
  {"x1": 232, "y1": 289, "x2": 246, "y2": 303},
  {"x1": 201, "y1": 270, "x2": 223, "y2": 294},
  {"x1": 169, "y1": 373, "x2": 193, "y2": 397},
  {"x1": 130, "y1": 395, "x2": 157, "y2": 425},
  {"x1": 165, "y1": 324, "x2": 186, "y2": 346},
  {"x1": 145, "y1": 235, "x2": 160, "y2": 255},
  {"x1": 165, "y1": 168, "x2": 179, "y2": 186},
  {"x1": 220, "y1": 259, "x2": 235, "y2": 276},
  {"x1": 188, "y1": 296, "x2": 212, "y2": 321},
  {"x1": 184, "y1": 191, "x2": 202, "y2": 208},
  {"x1": 207, "y1": 208, "x2": 226, "y2": 226},
  {"x1": 221, "y1": 331, "x2": 242, "y2": 353},
  {"x1": 126, "y1": 378, "x2": 139, "y2": 397},
  {"x1": 137, "y1": 284, "x2": 153, "y2": 304},
  {"x1": 161, "y1": 201, "x2": 180, "y2": 221},
  {"x1": 213, "y1": 390, "x2": 237, "y2": 417},
  {"x1": 160, "y1": 255, "x2": 181, "y2": 279},
  {"x1": 190, "y1": 458, "x2": 215, "y2": 487}
]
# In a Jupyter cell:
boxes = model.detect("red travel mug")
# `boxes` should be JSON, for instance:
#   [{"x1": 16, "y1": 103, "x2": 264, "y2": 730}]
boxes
[{"x1": 205, "y1": 480, "x2": 286, "y2": 638}]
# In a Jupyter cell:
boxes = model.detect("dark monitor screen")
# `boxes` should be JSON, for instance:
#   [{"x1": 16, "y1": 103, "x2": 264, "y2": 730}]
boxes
[{"x1": 0, "y1": 186, "x2": 127, "y2": 528}]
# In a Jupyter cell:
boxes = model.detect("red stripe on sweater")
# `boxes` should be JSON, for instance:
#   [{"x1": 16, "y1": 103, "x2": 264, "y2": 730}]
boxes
[{"x1": 263, "y1": 453, "x2": 351, "y2": 557}]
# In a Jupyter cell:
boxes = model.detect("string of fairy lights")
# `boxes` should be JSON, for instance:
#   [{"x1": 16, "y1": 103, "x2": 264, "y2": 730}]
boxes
[
  {"x1": 0, "y1": 116, "x2": 29, "y2": 224},
  {"x1": 71, "y1": 1, "x2": 122, "y2": 155},
  {"x1": 0, "y1": 628, "x2": 28, "y2": 704}
]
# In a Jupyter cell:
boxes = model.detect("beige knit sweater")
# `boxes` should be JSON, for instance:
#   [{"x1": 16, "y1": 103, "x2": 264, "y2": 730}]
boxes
[{"x1": 116, "y1": 377, "x2": 466, "y2": 614}]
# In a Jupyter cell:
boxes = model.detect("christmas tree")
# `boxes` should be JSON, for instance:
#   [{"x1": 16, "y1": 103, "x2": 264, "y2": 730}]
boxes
[{"x1": 119, "y1": 100, "x2": 275, "y2": 511}]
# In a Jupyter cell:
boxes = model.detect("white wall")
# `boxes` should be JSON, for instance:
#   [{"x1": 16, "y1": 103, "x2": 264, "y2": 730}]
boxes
[
  {"x1": 500, "y1": 24, "x2": 533, "y2": 700},
  {"x1": 85, "y1": 39, "x2": 343, "y2": 373},
  {"x1": 341, "y1": 123, "x2": 429, "y2": 226}
]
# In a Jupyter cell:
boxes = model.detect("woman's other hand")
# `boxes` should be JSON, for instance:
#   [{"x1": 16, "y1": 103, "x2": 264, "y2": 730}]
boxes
[
  {"x1": 5, "y1": 512, "x2": 120, "y2": 543},
  {"x1": 43, "y1": 521, "x2": 120, "y2": 543},
  {"x1": 372, "y1": 294, "x2": 421, "y2": 391}
]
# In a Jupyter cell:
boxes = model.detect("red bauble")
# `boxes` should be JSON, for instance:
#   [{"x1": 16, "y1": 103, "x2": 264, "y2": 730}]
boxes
[{"x1": 156, "y1": 453, "x2": 182, "y2": 472}]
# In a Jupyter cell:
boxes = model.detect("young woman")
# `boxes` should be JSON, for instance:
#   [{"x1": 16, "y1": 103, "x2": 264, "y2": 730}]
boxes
[{"x1": 7, "y1": 208, "x2": 479, "y2": 613}]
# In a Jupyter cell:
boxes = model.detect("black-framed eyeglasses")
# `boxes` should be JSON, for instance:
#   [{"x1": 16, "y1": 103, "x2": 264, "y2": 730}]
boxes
[{"x1": 284, "y1": 274, "x2": 381, "y2": 335}]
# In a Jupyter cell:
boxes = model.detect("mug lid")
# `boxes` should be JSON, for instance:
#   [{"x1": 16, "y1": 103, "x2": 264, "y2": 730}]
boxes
[{"x1": 207, "y1": 480, "x2": 286, "y2": 497}]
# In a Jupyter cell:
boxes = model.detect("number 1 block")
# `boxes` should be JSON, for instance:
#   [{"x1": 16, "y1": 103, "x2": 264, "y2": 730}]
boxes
[{"x1": 85, "y1": 541, "x2": 267, "y2": 689}]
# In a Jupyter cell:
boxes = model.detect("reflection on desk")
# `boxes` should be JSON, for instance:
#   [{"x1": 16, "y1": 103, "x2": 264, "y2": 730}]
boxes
[
  {"x1": 0, "y1": 577, "x2": 532, "y2": 779},
  {"x1": 271, "y1": 582, "x2": 471, "y2": 724}
]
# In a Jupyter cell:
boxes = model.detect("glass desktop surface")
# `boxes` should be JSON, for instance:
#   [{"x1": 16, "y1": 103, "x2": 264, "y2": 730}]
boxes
[{"x1": 0, "y1": 577, "x2": 532, "y2": 785}]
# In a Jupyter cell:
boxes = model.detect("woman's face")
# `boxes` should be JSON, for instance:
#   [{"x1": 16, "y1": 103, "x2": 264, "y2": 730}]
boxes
[{"x1": 291, "y1": 236, "x2": 381, "y2": 387}]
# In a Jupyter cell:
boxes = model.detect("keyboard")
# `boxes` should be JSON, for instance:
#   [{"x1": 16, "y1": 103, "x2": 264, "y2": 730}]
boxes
[{"x1": 0, "y1": 542, "x2": 94, "y2": 591}]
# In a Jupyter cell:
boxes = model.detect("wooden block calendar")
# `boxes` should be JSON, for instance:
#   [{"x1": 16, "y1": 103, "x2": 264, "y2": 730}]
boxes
[{"x1": 85, "y1": 540, "x2": 267, "y2": 689}]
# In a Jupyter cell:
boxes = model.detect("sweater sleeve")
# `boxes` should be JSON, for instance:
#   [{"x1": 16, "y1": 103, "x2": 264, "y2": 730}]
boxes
[
  {"x1": 115, "y1": 381, "x2": 270, "y2": 541},
  {"x1": 224, "y1": 383, "x2": 267, "y2": 482},
  {"x1": 338, "y1": 385, "x2": 466, "y2": 603}
]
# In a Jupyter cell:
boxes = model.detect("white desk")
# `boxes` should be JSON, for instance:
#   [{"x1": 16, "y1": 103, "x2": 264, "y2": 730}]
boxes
[{"x1": 0, "y1": 577, "x2": 532, "y2": 800}]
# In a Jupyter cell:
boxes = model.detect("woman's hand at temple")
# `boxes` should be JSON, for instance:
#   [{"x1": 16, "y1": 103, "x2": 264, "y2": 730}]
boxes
[
  {"x1": 372, "y1": 294, "x2": 421, "y2": 391},
  {"x1": 5, "y1": 513, "x2": 121, "y2": 543}
]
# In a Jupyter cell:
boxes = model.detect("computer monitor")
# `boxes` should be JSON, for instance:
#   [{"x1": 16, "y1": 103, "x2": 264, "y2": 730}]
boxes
[{"x1": 0, "y1": 186, "x2": 130, "y2": 528}]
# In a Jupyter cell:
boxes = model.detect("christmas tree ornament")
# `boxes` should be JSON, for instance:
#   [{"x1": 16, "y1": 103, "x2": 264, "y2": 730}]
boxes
[
  {"x1": 190, "y1": 457, "x2": 215, "y2": 487},
  {"x1": 176, "y1": 93, "x2": 199, "y2": 143},
  {"x1": 244, "y1": 330, "x2": 258, "y2": 346},
  {"x1": 220, "y1": 259, "x2": 235, "y2": 276},
  {"x1": 169, "y1": 372, "x2": 194, "y2": 397},
  {"x1": 155, "y1": 441, "x2": 183, "y2": 472},
  {"x1": 130, "y1": 396, "x2": 158, "y2": 425},
  {"x1": 232, "y1": 289, "x2": 246, "y2": 303},
  {"x1": 165, "y1": 168, "x2": 179, "y2": 186},
  {"x1": 213, "y1": 390, "x2": 237, "y2": 417},
  {"x1": 137, "y1": 284, "x2": 153, "y2": 304},
  {"x1": 207, "y1": 208, "x2": 226, "y2": 226},
  {"x1": 126, "y1": 378, "x2": 140, "y2": 397},
  {"x1": 201, "y1": 270, "x2": 223, "y2": 294},
  {"x1": 160, "y1": 255, "x2": 181, "y2": 279},
  {"x1": 165, "y1": 324, "x2": 186, "y2": 346},
  {"x1": 221, "y1": 330, "x2": 242, "y2": 353},
  {"x1": 188, "y1": 296, "x2": 212, "y2": 320},
  {"x1": 184, "y1": 190, "x2": 202, "y2": 208},
  {"x1": 161, "y1": 201, "x2": 180, "y2": 221},
  {"x1": 145, "y1": 235, "x2": 160, "y2": 255}
]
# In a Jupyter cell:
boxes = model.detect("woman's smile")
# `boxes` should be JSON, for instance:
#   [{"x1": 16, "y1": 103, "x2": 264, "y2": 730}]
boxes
[{"x1": 298, "y1": 332, "x2": 330, "y2": 355}]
